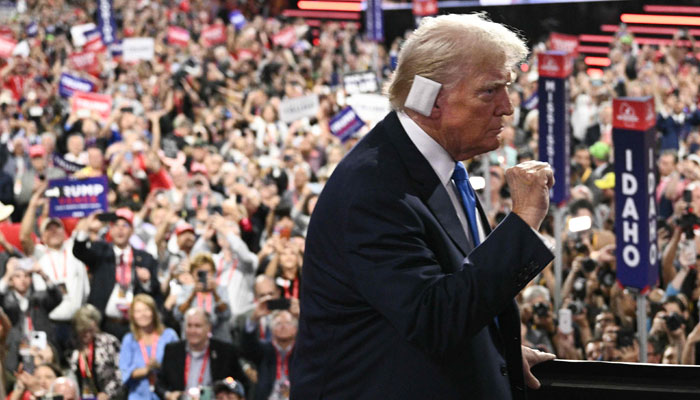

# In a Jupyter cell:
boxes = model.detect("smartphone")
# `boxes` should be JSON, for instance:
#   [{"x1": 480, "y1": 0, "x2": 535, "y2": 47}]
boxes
[
  {"x1": 197, "y1": 270, "x2": 207, "y2": 285},
  {"x1": 558, "y1": 308, "x2": 573, "y2": 335},
  {"x1": 97, "y1": 212, "x2": 117, "y2": 223},
  {"x1": 20, "y1": 353, "x2": 35, "y2": 374},
  {"x1": 267, "y1": 298, "x2": 291, "y2": 311},
  {"x1": 30, "y1": 331, "x2": 47, "y2": 350}
]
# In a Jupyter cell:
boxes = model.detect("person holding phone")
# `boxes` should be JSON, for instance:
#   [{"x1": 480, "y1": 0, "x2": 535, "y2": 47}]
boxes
[
  {"x1": 8, "y1": 362, "x2": 62, "y2": 400},
  {"x1": 240, "y1": 309, "x2": 297, "y2": 400},
  {"x1": 119, "y1": 294, "x2": 178, "y2": 400},
  {"x1": 173, "y1": 253, "x2": 232, "y2": 342}
]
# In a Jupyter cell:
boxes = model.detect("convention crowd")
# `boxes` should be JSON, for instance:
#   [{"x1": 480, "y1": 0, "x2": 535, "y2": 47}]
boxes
[{"x1": 0, "y1": 0, "x2": 699, "y2": 399}]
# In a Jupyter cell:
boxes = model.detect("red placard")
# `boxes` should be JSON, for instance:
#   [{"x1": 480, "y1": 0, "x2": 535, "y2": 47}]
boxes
[
  {"x1": 272, "y1": 27, "x2": 296, "y2": 48},
  {"x1": 613, "y1": 97, "x2": 655, "y2": 131},
  {"x1": 201, "y1": 24, "x2": 226, "y2": 47},
  {"x1": 69, "y1": 50, "x2": 99, "y2": 72},
  {"x1": 537, "y1": 52, "x2": 573, "y2": 79},
  {"x1": 549, "y1": 32, "x2": 579, "y2": 57},
  {"x1": 71, "y1": 92, "x2": 112, "y2": 123},
  {"x1": 412, "y1": 0, "x2": 438, "y2": 16},
  {"x1": 84, "y1": 35, "x2": 106, "y2": 53},
  {"x1": 0, "y1": 36, "x2": 16, "y2": 59},
  {"x1": 168, "y1": 26, "x2": 190, "y2": 47}
]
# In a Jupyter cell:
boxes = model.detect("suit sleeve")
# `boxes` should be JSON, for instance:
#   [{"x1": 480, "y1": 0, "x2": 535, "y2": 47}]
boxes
[
  {"x1": 155, "y1": 344, "x2": 176, "y2": 399},
  {"x1": 344, "y1": 191, "x2": 553, "y2": 358},
  {"x1": 72, "y1": 238, "x2": 105, "y2": 271},
  {"x1": 225, "y1": 345, "x2": 251, "y2": 395}
]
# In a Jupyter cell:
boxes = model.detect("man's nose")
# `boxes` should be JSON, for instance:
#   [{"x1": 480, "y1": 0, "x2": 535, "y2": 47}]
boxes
[{"x1": 496, "y1": 88, "x2": 514, "y2": 116}]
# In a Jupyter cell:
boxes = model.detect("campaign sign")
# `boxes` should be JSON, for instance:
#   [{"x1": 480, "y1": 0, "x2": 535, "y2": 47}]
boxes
[
  {"x1": 330, "y1": 107, "x2": 365, "y2": 142},
  {"x1": 413, "y1": 0, "x2": 438, "y2": 16},
  {"x1": 26, "y1": 21, "x2": 38, "y2": 37},
  {"x1": 69, "y1": 50, "x2": 99, "y2": 72},
  {"x1": 97, "y1": 0, "x2": 117, "y2": 44},
  {"x1": 168, "y1": 26, "x2": 190, "y2": 47},
  {"x1": 229, "y1": 10, "x2": 246, "y2": 30},
  {"x1": 538, "y1": 52, "x2": 571, "y2": 204},
  {"x1": 110, "y1": 40, "x2": 123, "y2": 58},
  {"x1": 343, "y1": 71, "x2": 378, "y2": 95},
  {"x1": 201, "y1": 24, "x2": 226, "y2": 47},
  {"x1": 537, "y1": 51, "x2": 573, "y2": 79},
  {"x1": 0, "y1": 35, "x2": 16, "y2": 58},
  {"x1": 345, "y1": 93, "x2": 390, "y2": 125},
  {"x1": 83, "y1": 30, "x2": 106, "y2": 53},
  {"x1": 48, "y1": 176, "x2": 108, "y2": 218},
  {"x1": 52, "y1": 153, "x2": 85, "y2": 174},
  {"x1": 366, "y1": 0, "x2": 383, "y2": 41},
  {"x1": 272, "y1": 27, "x2": 296, "y2": 48},
  {"x1": 613, "y1": 96, "x2": 657, "y2": 292},
  {"x1": 550, "y1": 32, "x2": 579, "y2": 57},
  {"x1": 122, "y1": 37, "x2": 154, "y2": 62},
  {"x1": 279, "y1": 94, "x2": 319, "y2": 124},
  {"x1": 58, "y1": 73, "x2": 95, "y2": 98},
  {"x1": 70, "y1": 23, "x2": 96, "y2": 47},
  {"x1": 71, "y1": 92, "x2": 112, "y2": 122}
]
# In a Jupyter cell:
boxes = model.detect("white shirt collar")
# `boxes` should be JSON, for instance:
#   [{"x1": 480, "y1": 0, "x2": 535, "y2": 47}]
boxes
[{"x1": 397, "y1": 111, "x2": 456, "y2": 186}]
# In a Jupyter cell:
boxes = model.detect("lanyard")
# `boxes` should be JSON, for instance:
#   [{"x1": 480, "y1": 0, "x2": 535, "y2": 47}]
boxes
[
  {"x1": 275, "y1": 347, "x2": 292, "y2": 380},
  {"x1": 216, "y1": 257, "x2": 238, "y2": 286},
  {"x1": 196, "y1": 292, "x2": 213, "y2": 312},
  {"x1": 49, "y1": 249, "x2": 67, "y2": 281},
  {"x1": 78, "y1": 341, "x2": 94, "y2": 378},
  {"x1": 116, "y1": 247, "x2": 133, "y2": 287},
  {"x1": 184, "y1": 348, "x2": 209, "y2": 387},
  {"x1": 283, "y1": 278, "x2": 299, "y2": 299},
  {"x1": 25, "y1": 315, "x2": 33, "y2": 333},
  {"x1": 138, "y1": 333, "x2": 159, "y2": 364}
]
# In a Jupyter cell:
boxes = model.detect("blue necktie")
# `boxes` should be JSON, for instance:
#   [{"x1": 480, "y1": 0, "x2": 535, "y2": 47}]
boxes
[{"x1": 452, "y1": 161, "x2": 480, "y2": 247}]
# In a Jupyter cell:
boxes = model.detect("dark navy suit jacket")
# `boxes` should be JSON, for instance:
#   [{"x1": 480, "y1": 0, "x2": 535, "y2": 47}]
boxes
[{"x1": 291, "y1": 112, "x2": 554, "y2": 400}]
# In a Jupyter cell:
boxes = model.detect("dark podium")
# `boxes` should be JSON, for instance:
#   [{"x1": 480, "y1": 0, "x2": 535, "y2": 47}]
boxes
[{"x1": 530, "y1": 360, "x2": 700, "y2": 400}]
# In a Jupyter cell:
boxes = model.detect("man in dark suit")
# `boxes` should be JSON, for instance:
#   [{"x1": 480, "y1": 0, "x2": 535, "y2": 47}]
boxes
[
  {"x1": 73, "y1": 208, "x2": 162, "y2": 339},
  {"x1": 292, "y1": 14, "x2": 556, "y2": 400},
  {"x1": 156, "y1": 308, "x2": 249, "y2": 400}
]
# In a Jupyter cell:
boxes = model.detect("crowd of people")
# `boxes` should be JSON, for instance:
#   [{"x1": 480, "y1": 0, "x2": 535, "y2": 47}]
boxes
[{"x1": 0, "y1": 0, "x2": 698, "y2": 398}]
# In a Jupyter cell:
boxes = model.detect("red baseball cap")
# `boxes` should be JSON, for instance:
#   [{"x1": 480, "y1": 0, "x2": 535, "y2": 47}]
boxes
[
  {"x1": 29, "y1": 144, "x2": 46, "y2": 158},
  {"x1": 175, "y1": 223, "x2": 195, "y2": 236},
  {"x1": 114, "y1": 208, "x2": 134, "y2": 226}
]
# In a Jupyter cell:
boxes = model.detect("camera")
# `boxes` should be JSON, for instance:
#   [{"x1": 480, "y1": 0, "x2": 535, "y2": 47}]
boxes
[
  {"x1": 573, "y1": 276, "x2": 587, "y2": 300},
  {"x1": 581, "y1": 258, "x2": 597, "y2": 273},
  {"x1": 677, "y1": 189, "x2": 700, "y2": 238},
  {"x1": 597, "y1": 266, "x2": 616, "y2": 288},
  {"x1": 664, "y1": 312, "x2": 685, "y2": 332},
  {"x1": 568, "y1": 301, "x2": 585, "y2": 315},
  {"x1": 533, "y1": 302, "x2": 550, "y2": 318}
]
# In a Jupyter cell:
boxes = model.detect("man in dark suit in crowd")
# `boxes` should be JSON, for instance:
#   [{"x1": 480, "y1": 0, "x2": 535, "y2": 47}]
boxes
[
  {"x1": 241, "y1": 308, "x2": 297, "y2": 400},
  {"x1": 156, "y1": 308, "x2": 249, "y2": 400},
  {"x1": 73, "y1": 208, "x2": 162, "y2": 339},
  {"x1": 292, "y1": 14, "x2": 556, "y2": 400}
]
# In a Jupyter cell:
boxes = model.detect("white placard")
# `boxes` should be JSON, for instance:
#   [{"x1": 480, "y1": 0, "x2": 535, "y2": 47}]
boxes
[
  {"x1": 345, "y1": 93, "x2": 390, "y2": 126},
  {"x1": 122, "y1": 37, "x2": 154, "y2": 62},
  {"x1": 279, "y1": 94, "x2": 319, "y2": 124},
  {"x1": 70, "y1": 23, "x2": 96, "y2": 47}
]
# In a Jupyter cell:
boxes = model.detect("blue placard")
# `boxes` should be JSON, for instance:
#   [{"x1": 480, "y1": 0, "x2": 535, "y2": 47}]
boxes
[
  {"x1": 366, "y1": 0, "x2": 383, "y2": 42},
  {"x1": 97, "y1": 0, "x2": 117, "y2": 45},
  {"x1": 26, "y1": 21, "x2": 38, "y2": 37},
  {"x1": 47, "y1": 176, "x2": 109, "y2": 218},
  {"x1": 537, "y1": 77, "x2": 570, "y2": 204},
  {"x1": 58, "y1": 73, "x2": 95, "y2": 98},
  {"x1": 614, "y1": 127, "x2": 658, "y2": 291},
  {"x1": 110, "y1": 40, "x2": 123, "y2": 57},
  {"x1": 330, "y1": 107, "x2": 364, "y2": 142},
  {"x1": 228, "y1": 10, "x2": 246, "y2": 30}
]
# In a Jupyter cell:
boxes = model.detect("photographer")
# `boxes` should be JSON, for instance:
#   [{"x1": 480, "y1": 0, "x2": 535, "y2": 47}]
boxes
[
  {"x1": 241, "y1": 307, "x2": 297, "y2": 400},
  {"x1": 0, "y1": 258, "x2": 62, "y2": 372},
  {"x1": 174, "y1": 253, "x2": 232, "y2": 342}
]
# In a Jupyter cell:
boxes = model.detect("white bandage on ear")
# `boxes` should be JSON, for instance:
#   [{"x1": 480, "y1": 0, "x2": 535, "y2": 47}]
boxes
[{"x1": 404, "y1": 75, "x2": 442, "y2": 117}]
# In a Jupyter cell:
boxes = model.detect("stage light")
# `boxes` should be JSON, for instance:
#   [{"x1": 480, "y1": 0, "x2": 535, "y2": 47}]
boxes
[
  {"x1": 584, "y1": 56, "x2": 611, "y2": 67},
  {"x1": 298, "y1": 1, "x2": 362, "y2": 12},
  {"x1": 579, "y1": 34, "x2": 613, "y2": 43},
  {"x1": 643, "y1": 5, "x2": 700, "y2": 15},
  {"x1": 282, "y1": 9, "x2": 361, "y2": 20},
  {"x1": 620, "y1": 13, "x2": 700, "y2": 26},
  {"x1": 578, "y1": 45, "x2": 609, "y2": 55}
]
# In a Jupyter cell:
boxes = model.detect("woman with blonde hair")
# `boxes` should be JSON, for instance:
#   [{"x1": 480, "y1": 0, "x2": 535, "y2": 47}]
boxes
[{"x1": 119, "y1": 294, "x2": 177, "y2": 399}]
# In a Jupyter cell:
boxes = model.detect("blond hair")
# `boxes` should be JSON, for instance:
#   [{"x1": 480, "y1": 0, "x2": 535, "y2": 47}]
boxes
[
  {"x1": 129, "y1": 294, "x2": 165, "y2": 340},
  {"x1": 385, "y1": 13, "x2": 528, "y2": 111}
]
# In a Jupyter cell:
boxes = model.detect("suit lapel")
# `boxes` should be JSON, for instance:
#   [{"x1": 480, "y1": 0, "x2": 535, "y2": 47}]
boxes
[{"x1": 382, "y1": 112, "x2": 470, "y2": 256}]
